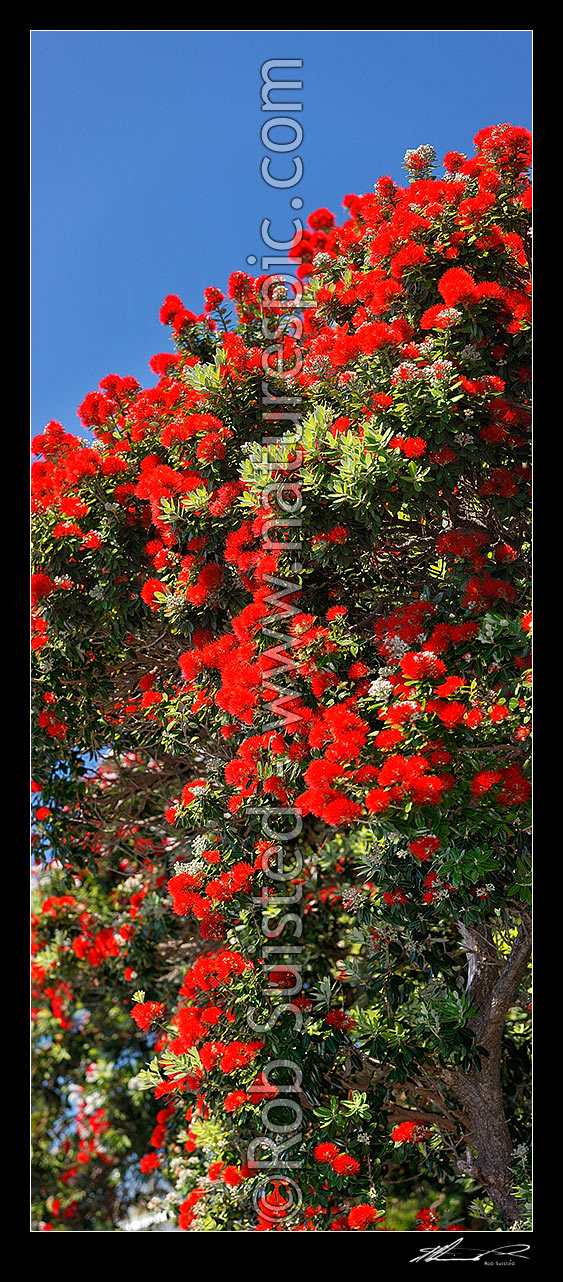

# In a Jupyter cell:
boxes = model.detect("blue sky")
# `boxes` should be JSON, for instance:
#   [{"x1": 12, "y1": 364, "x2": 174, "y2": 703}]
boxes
[{"x1": 31, "y1": 30, "x2": 532, "y2": 439}]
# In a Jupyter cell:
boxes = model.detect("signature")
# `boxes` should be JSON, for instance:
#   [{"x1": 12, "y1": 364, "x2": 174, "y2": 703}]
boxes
[{"x1": 410, "y1": 1237, "x2": 530, "y2": 1263}]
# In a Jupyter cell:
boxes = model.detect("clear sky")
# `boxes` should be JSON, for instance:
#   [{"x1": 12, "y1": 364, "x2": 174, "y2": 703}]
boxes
[{"x1": 31, "y1": 30, "x2": 532, "y2": 439}]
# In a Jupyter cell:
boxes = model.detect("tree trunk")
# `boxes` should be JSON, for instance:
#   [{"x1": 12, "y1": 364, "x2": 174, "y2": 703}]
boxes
[{"x1": 444, "y1": 917, "x2": 531, "y2": 1224}]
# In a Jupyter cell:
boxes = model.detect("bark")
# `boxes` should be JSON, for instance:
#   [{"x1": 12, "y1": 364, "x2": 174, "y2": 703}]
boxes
[
  {"x1": 339, "y1": 915, "x2": 531, "y2": 1225},
  {"x1": 443, "y1": 916, "x2": 531, "y2": 1224}
]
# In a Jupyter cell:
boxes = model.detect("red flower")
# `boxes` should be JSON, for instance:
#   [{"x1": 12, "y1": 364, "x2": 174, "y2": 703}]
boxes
[
  {"x1": 314, "y1": 1142, "x2": 340, "y2": 1163},
  {"x1": 325, "y1": 1009, "x2": 355, "y2": 1031},
  {"x1": 140, "y1": 1153, "x2": 160, "y2": 1172},
  {"x1": 438, "y1": 267, "x2": 479, "y2": 307},
  {"x1": 470, "y1": 769, "x2": 502, "y2": 796},
  {"x1": 391, "y1": 1120, "x2": 431, "y2": 1143},
  {"x1": 141, "y1": 578, "x2": 167, "y2": 610},
  {"x1": 31, "y1": 572, "x2": 55, "y2": 606},
  {"x1": 409, "y1": 835, "x2": 440, "y2": 862},
  {"x1": 331, "y1": 1153, "x2": 360, "y2": 1176},
  {"x1": 348, "y1": 1204, "x2": 381, "y2": 1230},
  {"x1": 131, "y1": 1001, "x2": 166, "y2": 1031}
]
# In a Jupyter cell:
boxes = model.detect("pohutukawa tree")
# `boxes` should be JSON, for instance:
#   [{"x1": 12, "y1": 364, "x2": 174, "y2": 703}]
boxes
[{"x1": 31, "y1": 123, "x2": 531, "y2": 1233}]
